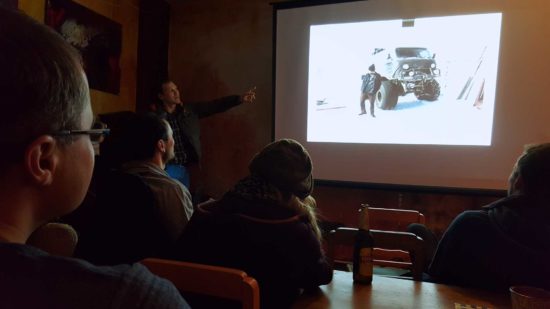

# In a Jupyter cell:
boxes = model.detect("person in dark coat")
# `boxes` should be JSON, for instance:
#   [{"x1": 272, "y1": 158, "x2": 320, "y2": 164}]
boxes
[
  {"x1": 429, "y1": 143, "x2": 550, "y2": 291},
  {"x1": 176, "y1": 139, "x2": 333, "y2": 308},
  {"x1": 155, "y1": 80, "x2": 256, "y2": 189}
]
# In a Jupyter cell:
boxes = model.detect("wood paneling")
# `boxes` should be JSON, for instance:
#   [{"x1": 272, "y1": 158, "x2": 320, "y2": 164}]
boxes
[{"x1": 169, "y1": 0, "x2": 273, "y2": 197}]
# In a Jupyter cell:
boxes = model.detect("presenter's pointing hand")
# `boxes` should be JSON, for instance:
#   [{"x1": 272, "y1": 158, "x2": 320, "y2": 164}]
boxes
[{"x1": 241, "y1": 86, "x2": 256, "y2": 104}]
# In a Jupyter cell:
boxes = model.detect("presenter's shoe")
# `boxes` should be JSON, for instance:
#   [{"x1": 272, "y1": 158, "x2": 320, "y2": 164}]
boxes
[
  {"x1": 371, "y1": 114, "x2": 376, "y2": 118},
  {"x1": 358, "y1": 111, "x2": 367, "y2": 115}
]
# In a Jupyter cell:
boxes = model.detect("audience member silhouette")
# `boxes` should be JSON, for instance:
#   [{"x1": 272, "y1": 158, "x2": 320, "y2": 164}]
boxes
[
  {"x1": 119, "y1": 113, "x2": 194, "y2": 250},
  {"x1": 0, "y1": 8, "x2": 189, "y2": 308},
  {"x1": 177, "y1": 139, "x2": 332, "y2": 308},
  {"x1": 68, "y1": 113, "x2": 193, "y2": 265},
  {"x1": 429, "y1": 143, "x2": 550, "y2": 291}
]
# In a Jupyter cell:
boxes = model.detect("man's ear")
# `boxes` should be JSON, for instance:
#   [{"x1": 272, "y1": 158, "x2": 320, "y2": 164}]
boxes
[
  {"x1": 24, "y1": 136, "x2": 59, "y2": 186},
  {"x1": 509, "y1": 171, "x2": 524, "y2": 196},
  {"x1": 512, "y1": 174, "x2": 524, "y2": 193},
  {"x1": 157, "y1": 139, "x2": 166, "y2": 154}
]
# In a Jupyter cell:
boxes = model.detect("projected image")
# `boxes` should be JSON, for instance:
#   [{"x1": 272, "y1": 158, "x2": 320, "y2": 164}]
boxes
[{"x1": 307, "y1": 13, "x2": 502, "y2": 146}]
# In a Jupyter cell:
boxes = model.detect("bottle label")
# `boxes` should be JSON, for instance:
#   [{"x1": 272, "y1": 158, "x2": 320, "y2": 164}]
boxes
[{"x1": 359, "y1": 247, "x2": 373, "y2": 277}]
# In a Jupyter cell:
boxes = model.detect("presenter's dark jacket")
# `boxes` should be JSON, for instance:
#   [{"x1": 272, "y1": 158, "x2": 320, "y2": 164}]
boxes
[
  {"x1": 428, "y1": 194, "x2": 550, "y2": 291},
  {"x1": 175, "y1": 193, "x2": 333, "y2": 309},
  {"x1": 155, "y1": 95, "x2": 241, "y2": 165}
]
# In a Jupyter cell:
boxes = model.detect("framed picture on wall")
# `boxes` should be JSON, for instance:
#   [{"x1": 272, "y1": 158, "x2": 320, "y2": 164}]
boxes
[{"x1": 45, "y1": 0, "x2": 122, "y2": 94}]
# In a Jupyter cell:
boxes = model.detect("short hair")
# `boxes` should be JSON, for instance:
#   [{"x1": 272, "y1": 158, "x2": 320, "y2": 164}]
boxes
[
  {"x1": 154, "y1": 79, "x2": 172, "y2": 105},
  {"x1": 0, "y1": 8, "x2": 88, "y2": 160},
  {"x1": 515, "y1": 143, "x2": 550, "y2": 196},
  {"x1": 368, "y1": 64, "x2": 375, "y2": 72},
  {"x1": 124, "y1": 113, "x2": 169, "y2": 161},
  {"x1": 156, "y1": 79, "x2": 172, "y2": 96}
]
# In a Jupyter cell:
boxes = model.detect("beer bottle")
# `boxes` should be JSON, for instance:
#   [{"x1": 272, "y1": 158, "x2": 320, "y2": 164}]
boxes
[{"x1": 353, "y1": 204, "x2": 374, "y2": 284}]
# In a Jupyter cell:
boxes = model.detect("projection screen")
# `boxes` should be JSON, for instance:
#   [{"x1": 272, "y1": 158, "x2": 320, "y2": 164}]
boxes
[{"x1": 273, "y1": 0, "x2": 550, "y2": 191}]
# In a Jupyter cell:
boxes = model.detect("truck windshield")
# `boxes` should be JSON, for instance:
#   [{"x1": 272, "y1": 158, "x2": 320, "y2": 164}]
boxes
[{"x1": 395, "y1": 48, "x2": 431, "y2": 58}]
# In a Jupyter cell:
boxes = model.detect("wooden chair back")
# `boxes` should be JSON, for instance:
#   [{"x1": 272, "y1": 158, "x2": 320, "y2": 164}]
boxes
[
  {"x1": 367, "y1": 207, "x2": 426, "y2": 266},
  {"x1": 326, "y1": 227, "x2": 427, "y2": 280},
  {"x1": 369, "y1": 207, "x2": 425, "y2": 231},
  {"x1": 141, "y1": 258, "x2": 260, "y2": 309}
]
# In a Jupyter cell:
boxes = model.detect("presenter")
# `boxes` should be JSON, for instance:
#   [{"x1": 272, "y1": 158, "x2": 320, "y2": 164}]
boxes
[{"x1": 154, "y1": 80, "x2": 256, "y2": 189}]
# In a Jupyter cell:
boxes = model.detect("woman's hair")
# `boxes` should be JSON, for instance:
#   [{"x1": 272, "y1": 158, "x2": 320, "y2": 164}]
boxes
[
  {"x1": 288, "y1": 196, "x2": 323, "y2": 241},
  {"x1": 248, "y1": 139, "x2": 322, "y2": 240}
]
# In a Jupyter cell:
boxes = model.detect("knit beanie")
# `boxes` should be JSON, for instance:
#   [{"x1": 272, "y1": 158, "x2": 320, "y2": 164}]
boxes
[{"x1": 249, "y1": 139, "x2": 313, "y2": 199}]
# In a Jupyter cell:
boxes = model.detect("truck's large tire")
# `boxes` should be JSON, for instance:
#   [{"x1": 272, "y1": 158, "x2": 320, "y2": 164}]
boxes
[
  {"x1": 375, "y1": 81, "x2": 399, "y2": 110},
  {"x1": 416, "y1": 79, "x2": 440, "y2": 101}
]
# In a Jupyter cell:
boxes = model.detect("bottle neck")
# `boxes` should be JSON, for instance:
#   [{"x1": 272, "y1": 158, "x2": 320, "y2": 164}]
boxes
[{"x1": 358, "y1": 206, "x2": 370, "y2": 230}]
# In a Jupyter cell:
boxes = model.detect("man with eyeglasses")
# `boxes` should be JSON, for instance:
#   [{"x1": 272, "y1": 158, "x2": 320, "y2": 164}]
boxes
[{"x1": 0, "y1": 8, "x2": 189, "y2": 308}]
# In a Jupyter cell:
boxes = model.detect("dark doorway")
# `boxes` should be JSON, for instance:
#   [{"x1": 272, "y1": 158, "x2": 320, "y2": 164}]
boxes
[{"x1": 137, "y1": 0, "x2": 169, "y2": 113}]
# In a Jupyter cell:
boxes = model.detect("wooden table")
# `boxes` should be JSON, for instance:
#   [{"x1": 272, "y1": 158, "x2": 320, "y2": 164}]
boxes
[{"x1": 292, "y1": 271, "x2": 511, "y2": 308}]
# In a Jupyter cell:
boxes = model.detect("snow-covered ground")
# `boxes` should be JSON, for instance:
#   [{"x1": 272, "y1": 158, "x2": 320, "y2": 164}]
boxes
[{"x1": 307, "y1": 92, "x2": 494, "y2": 146}]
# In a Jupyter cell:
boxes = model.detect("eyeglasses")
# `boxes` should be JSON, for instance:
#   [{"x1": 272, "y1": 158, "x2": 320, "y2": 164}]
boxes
[{"x1": 53, "y1": 128, "x2": 110, "y2": 143}]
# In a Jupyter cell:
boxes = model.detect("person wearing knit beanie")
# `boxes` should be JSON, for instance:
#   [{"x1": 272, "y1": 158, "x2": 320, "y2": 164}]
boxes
[
  {"x1": 248, "y1": 138, "x2": 313, "y2": 199},
  {"x1": 176, "y1": 139, "x2": 332, "y2": 308}
]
